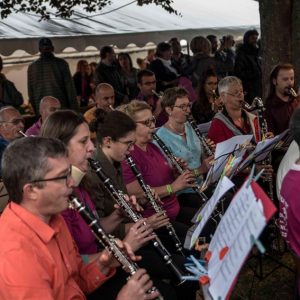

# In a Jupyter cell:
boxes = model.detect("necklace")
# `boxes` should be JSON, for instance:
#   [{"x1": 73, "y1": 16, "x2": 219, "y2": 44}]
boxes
[{"x1": 167, "y1": 123, "x2": 186, "y2": 136}]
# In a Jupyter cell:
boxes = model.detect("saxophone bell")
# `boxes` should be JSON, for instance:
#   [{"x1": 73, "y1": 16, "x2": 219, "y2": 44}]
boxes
[{"x1": 242, "y1": 97, "x2": 264, "y2": 112}]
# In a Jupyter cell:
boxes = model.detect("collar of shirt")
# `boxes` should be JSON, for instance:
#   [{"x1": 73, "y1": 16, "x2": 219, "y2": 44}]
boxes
[{"x1": 8, "y1": 202, "x2": 61, "y2": 243}]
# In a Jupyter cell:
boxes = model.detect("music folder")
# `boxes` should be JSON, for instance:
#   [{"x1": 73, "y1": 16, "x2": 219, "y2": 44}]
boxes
[
  {"x1": 235, "y1": 129, "x2": 289, "y2": 175},
  {"x1": 202, "y1": 177, "x2": 276, "y2": 299}
]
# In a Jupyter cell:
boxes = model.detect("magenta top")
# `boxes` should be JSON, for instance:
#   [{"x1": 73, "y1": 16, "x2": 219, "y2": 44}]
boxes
[
  {"x1": 121, "y1": 143, "x2": 180, "y2": 220},
  {"x1": 280, "y1": 164, "x2": 300, "y2": 257},
  {"x1": 25, "y1": 118, "x2": 42, "y2": 136},
  {"x1": 61, "y1": 186, "x2": 98, "y2": 255}
]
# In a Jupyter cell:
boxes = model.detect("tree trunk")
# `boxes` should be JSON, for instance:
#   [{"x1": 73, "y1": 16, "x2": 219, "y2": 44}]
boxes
[
  {"x1": 292, "y1": 0, "x2": 300, "y2": 88},
  {"x1": 259, "y1": 0, "x2": 292, "y2": 100}
]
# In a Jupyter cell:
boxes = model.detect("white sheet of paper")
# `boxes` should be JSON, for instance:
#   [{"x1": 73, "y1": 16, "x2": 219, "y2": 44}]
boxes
[
  {"x1": 228, "y1": 156, "x2": 244, "y2": 179},
  {"x1": 206, "y1": 181, "x2": 267, "y2": 300},
  {"x1": 185, "y1": 177, "x2": 234, "y2": 249},
  {"x1": 212, "y1": 135, "x2": 253, "y2": 182}
]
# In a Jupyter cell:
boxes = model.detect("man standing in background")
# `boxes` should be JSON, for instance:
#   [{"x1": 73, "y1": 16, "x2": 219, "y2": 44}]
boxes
[{"x1": 27, "y1": 38, "x2": 78, "y2": 115}]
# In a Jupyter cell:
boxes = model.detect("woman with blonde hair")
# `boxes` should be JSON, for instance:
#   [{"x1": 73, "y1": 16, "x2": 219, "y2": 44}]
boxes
[{"x1": 119, "y1": 100, "x2": 198, "y2": 226}]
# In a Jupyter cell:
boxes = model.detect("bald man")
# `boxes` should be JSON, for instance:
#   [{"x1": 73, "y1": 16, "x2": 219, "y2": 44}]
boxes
[
  {"x1": 0, "y1": 106, "x2": 25, "y2": 175},
  {"x1": 84, "y1": 83, "x2": 115, "y2": 124},
  {"x1": 25, "y1": 96, "x2": 61, "y2": 136}
]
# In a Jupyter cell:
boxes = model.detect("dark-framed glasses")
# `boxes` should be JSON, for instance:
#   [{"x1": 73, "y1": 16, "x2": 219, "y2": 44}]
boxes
[
  {"x1": 29, "y1": 168, "x2": 72, "y2": 185},
  {"x1": 173, "y1": 103, "x2": 192, "y2": 111},
  {"x1": 136, "y1": 116, "x2": 156, "y2": 128}
]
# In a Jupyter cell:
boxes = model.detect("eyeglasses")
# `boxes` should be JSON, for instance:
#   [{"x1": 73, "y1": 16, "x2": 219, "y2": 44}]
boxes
[
  {"x1": 225, "y1": 91, "x2": 247, "y2": 98},
  {"x1": 136, "y1": 116, "x2": 156, "y2": 128},
  {"x1": 117, "y1": 140, "x2": 135, "y2": 149},
  {"x1": 29, "y1": 168, "x2": 72, "y2": 185},
  {"x1": 173, "y1": 103, "x2": 192, "y2": 111},
  {"x1": 0, "y1": 118, "x2": 24, "y2": 126}
]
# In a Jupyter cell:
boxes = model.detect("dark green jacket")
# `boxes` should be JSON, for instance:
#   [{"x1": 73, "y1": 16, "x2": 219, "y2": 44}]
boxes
[{"x1": 27, "y1": 53, "x2": 78, "y2": 114}]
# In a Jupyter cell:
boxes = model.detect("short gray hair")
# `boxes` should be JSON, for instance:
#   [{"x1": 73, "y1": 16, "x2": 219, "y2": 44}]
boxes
[
  {"x1": 218, "y1": 76, "x2": 242, "y2": 94},
  {"x1": 2, "y1": 137, "x2": 67, "y2": 204},
  {"x1": 0, "y1": 106, "x2": 18, "y2": 122},
  {"x1": 39, "y1": 96, "x2": 60, "y2": 110}
]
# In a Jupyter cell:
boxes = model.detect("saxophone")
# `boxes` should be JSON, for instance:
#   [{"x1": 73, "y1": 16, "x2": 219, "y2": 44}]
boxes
[{"x1": 286, "y1": 87, "x2": 298, "y2": 98}]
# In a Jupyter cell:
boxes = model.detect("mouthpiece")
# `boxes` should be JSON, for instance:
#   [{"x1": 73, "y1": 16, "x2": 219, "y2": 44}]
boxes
[
  {"x1": 152, "y1": 90, "x2": 163, "y2": 98},
  {"x1": 19, "y1": 130, "x2": 28, "y2": 137}
]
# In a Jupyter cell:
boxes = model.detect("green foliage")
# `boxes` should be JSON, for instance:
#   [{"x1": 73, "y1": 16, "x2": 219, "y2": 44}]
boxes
[{"x1": 0, "y1": 0, "x2": 177, "y2": 20}]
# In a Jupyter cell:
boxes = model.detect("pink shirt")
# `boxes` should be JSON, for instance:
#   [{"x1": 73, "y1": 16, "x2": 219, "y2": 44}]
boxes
[
  {"x1": 280, "y1": 164, "x2": 300, "y2": 256},
  {"x1": 61, "y1": 186, "x2": 98, "y2": 255},
  {"x1": 122, "y1": 143, "x2": 180, "y2": 220}
]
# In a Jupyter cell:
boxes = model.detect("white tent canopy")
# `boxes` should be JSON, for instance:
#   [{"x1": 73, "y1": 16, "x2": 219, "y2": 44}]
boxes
[{"x1": 0, "y1": 0, "x2": 260, "y2": 56}]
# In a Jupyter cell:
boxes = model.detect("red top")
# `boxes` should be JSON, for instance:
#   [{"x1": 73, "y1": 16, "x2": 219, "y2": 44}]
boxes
[{"x1": 208, "y1": 111, "x2": 259, "y2": 144}]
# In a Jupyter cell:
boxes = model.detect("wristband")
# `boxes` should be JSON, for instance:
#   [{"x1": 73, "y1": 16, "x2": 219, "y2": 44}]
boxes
[{"x1": 166, "y1": 184, "x2": 173, "y2": 195}]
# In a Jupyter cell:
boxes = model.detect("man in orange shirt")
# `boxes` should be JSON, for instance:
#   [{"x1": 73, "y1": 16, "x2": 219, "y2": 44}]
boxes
[{"x1": 0, "y1": 137, "x2": 159, "y2": 300}]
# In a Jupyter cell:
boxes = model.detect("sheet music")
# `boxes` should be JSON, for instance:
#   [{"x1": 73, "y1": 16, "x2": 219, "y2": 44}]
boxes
[
  {"x1": 228, "y1": 156, "x2": 244, "y2": 179},
  {"x1": 184, "y1": 177, "x2": 234, "y2": 250},
  {"x1": 237, "y1": 129, "x2": 289, "y2": 172},
  {"x1": 211, "y1": 135, "x2": 253, "y2": 182},
  {"x1": 254, "y1": 129, "x2": 289, "y2": 162},
  {"x1": 206, "y1": 181, "x2": 267, "y2": 300}
]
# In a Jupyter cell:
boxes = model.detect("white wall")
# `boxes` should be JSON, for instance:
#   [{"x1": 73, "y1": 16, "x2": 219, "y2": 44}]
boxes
[{"x1": 2, "y1": 48, "x2": 150, "y2": 103}]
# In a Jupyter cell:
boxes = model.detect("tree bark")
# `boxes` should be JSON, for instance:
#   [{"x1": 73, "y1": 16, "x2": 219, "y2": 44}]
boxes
[
  {"x1": 292, "y1": 0, "x2": 300, "y2": 88},
  {"x1": 259, "y1": 0, "x2": 292, "y2": 99}
]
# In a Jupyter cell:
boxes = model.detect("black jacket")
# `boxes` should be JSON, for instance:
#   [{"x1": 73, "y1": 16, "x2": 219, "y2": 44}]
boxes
[{"x1": 234, "y1": 44, "x2": 262, "y2": 103}]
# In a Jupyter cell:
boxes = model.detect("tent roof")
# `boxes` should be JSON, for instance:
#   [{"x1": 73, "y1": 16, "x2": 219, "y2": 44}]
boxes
[{"x1": 0, "y1": 0, "x2": 260, "y2": 56}]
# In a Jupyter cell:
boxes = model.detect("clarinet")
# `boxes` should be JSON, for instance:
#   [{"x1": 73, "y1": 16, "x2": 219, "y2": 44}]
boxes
[
  {"x1": 187, "y1": 116, "x2": 214, "y2": 157},
  {"x1": 88, "y1": 158, "x2": 187, "y2": 284},
  {"x1": 152, "y1": 133, "x2": 208, "y2": 201},
  {"x1": 69, "y1": 195, "x2": 163, "y2": 300},
  {"x1": 125, "y1": 154, "x2": 184, "y2": 256},
  {"x1": 254, "y1": 97, "x2": 274, "y2": 201}
]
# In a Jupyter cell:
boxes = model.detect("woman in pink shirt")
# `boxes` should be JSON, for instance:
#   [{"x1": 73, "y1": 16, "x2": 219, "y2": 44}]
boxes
[{"x1": 119, "y1": 100, "x2": 197, "y2": 226}]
